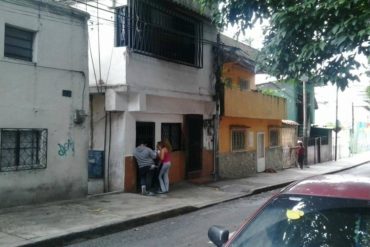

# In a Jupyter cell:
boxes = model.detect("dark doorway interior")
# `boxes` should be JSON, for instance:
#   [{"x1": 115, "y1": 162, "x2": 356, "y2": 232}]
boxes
[
  {"x1": 136, "y1": 122, "x2": 155, "y2": 150},
  {"x1": 184, "y1": 115, "x2": 203, "y2": 176}
]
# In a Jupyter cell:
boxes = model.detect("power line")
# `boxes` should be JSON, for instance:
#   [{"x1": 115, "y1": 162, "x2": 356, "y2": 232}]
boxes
[{"x1": 2, "y1": 0, "x2": 255, "y2": 53}]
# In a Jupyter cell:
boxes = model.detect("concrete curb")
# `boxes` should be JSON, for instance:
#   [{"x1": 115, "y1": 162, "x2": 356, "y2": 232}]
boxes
[{"x1": 19, "y1": 206, "x2": 198, "y2": 247}]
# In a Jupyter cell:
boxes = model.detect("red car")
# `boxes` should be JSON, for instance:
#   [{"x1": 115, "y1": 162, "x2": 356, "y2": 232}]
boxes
[{"x1": 208, "y1": 174, "x2": 370, "y2": 247}]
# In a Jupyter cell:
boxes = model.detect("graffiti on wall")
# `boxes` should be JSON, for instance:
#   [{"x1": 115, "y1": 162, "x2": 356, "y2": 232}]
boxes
[{"x1": 58, "y1": 139, "x2": 75, "y2": 157}]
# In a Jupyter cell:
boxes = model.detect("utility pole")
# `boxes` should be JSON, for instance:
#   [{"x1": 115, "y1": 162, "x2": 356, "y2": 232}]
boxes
[
  {"x1": 300, "y1": 75, "x2": 308, "y2": 166},
  {"x1": 351, "y1": 102, "x2": 354, "y2": 155},
  {"x1": 334, "y1": 85, "x2": 339, "y2": 161}
]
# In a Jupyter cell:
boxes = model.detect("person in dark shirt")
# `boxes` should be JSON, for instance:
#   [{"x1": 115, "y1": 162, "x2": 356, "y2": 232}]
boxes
[
  {"x1": 133, "y1": 143, "x2": 157, "y2": 195},
  {"x1": 297, "y1": 141, "x2": 305, "y2": 169}
]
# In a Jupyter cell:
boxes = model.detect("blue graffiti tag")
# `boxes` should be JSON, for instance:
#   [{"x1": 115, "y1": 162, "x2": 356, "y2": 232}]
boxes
[{"x1": 58, "y1": 139, "x2": 75, "y2": 157}]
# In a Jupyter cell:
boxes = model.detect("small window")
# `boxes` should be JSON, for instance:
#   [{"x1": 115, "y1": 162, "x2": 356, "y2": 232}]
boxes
[
  {"x1": 4, "y1": 25, "x2": 34, "y2": 61},
  {"x1": 239, "y1": 79, "x2": 250, "y2": 91},
  {"x1": 231, "y1": 128, "x2": 247, "y2": 151},
  {"x1": 269, "y1": 128, "x2": 280, "y2": 147},
  {"x1": 136, "y1": 122, "x2": 155, "y2": 150},
  {"x1": 0, "y1": 129, "x2": 47, "y2": 172},
  {"x1": 161, "y1": 123, "x2": 181, "y2": 151}
]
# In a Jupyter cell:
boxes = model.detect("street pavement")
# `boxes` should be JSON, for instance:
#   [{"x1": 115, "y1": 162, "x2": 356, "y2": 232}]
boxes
[{"x1": 0, "y1": 152, "x2": 369, "y2": 247}]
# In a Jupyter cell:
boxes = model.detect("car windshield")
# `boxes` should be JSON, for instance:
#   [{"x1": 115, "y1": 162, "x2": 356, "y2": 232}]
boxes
[{"x1": 229, "y1": 195, "x2": 370, "y2": 247}]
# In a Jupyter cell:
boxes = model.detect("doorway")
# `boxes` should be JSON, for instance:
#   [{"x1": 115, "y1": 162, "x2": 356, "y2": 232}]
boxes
[{"x1": 184, "y1": 115, "x2": 203, "y2": 175}]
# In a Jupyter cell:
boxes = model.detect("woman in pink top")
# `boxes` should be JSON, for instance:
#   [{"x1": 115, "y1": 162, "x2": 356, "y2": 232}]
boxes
[{"x1": 158, "y1": 139, "x2": 172, "y2": 193}]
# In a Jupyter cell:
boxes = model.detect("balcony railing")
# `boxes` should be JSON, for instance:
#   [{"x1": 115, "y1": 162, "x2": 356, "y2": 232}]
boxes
[{"x1": 223, "y1": 88, "x2": 287, "y2": 120}]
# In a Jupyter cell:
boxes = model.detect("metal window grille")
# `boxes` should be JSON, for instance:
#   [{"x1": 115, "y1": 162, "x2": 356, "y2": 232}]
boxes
[
  {"x1": 116, "y1": 0, "x2": 203, "y2": 67},
  {"x1": 269, "y1": 129, "x2": 279, "y2": 147},
  {"x1": 4, "y1": 25, "x2": 34, "y2": 62},
  {"x1": 136, "y1": 122, "x2": 155, "y2": 150},
  {"x1": 0, "y1": 129, "x2": 47, "y2": 172},
  {"x1": 161, "y1": 123, "x2": 181, "y2": 151},
  {"x1": 231, "y1": 128, "x2": 246, "y2": 151}
]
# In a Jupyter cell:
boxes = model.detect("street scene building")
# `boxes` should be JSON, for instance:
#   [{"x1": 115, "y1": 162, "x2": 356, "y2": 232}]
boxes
[
  {"x1": 0, "y1": 0, "x2": 90, "y2": 208},
  {"x1": 0, "y1": 0, "x2": 368, "y2": 209},
  {"x1": 217, "y1": 35, "x2": 287, "y2": 178},
  {"x1": 69, "y1": 0, "x2": 218, "y2": 193}
]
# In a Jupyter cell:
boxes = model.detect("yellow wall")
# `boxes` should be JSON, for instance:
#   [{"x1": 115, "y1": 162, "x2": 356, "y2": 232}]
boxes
[
  {"x1": 222, "y1": 63, "x2": 256, "y2": 89},
  {"x1": 219, "y1": 117, "x2": 282, "y2": 154},
  {"x1": 224, "y1": 89, "x2": 286, "y2": 119},
  {"x1": 222, "y1": 62, "x2": 286, "y2": 120}
]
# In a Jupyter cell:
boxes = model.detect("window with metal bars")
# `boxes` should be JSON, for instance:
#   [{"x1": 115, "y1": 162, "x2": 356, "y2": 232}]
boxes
[
  {"x1": 231, "y1": 128, "x2": 247, "y2": 152},
  {"x1": 239, "y1": 79, "x2": 250, "y2": 91},
  {"x1": 0, "y1": 129, "x2": 47, "y2": 172},
  {"x1": 4, "y1": 25, "x2": 34, "y2": 62},
  {"x1": 136, "y1": 122, "x2": 155, "y2": 150},
  {"x1": 116, "y1": 0, "x2": 203, "y2": 67},
  {"x1": 269, "y1": 128, "x2": 280, "y2": 147},
  {"x1": 161, "y1": 123, "x2": 181, "y2": 151}
]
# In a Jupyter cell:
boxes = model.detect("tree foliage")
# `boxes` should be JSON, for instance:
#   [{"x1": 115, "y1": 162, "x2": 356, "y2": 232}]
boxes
[{"x1": 199, "y1": 0, "x2": 370, "y2": 90}]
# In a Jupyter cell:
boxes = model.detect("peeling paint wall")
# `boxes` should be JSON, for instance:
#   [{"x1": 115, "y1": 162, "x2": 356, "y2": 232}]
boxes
[{"x1": 0, "y1": 1, "x2": 89, "y2": 208}]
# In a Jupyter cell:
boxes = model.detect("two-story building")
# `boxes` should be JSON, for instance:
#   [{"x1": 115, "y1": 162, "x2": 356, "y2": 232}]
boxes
[
  {"x1": 68, "y1": 0, "x2": 218, "y2": 193},
  {"x1": 0, "y1": 0, "x2": 89, "y2": 208},
  {"x1": 217, "y1": 35, "x2": 287, "y2": 178}
]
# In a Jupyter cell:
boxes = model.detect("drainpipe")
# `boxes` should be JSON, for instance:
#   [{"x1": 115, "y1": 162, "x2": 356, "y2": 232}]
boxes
[{"x1": 213, "y1": 33, "x2": 221, "y2": 181}]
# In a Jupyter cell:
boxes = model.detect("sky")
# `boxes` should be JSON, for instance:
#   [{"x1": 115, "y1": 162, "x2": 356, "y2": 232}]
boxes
[{"x1": 222, "y1": 24, "x2": 370, "y2": 128}]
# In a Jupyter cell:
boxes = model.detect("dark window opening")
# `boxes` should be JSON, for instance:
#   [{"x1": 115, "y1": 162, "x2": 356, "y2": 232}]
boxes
[
  {"x1": 4, "y1": 25, "x2": 34, "y2": 61},
  {"x1": 269, "y1": 128, "x2": 279, "y2": 147},
  {"x1": 239, "y1": 79, "x2": 250, "y2": 91},
  {"x1": 136, "y1": 122, "x2": 155, "y2": 150},
  {"x1": 0, "y1": 129, "x2": 47, "y2": 172},
  {"x1": 116, "y1": 0, "x2": 203, "y2": 67},
  {"x1": 161, "y1": 123, "x2": 181, "y2": 151}
]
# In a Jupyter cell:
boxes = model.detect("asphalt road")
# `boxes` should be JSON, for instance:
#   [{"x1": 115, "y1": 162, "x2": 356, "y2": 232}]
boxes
[
  {"x1": 68, "y1": 163, "x2": 370, "y2": 247},
  {"x1": 67, "y1": 189, "x2": 278, "y2": 247},
  {"x1": 337, "y1": 162, "x2": 370, "y2": 175}
]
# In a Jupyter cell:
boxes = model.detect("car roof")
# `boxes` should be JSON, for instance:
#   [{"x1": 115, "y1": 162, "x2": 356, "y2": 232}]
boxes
[{"x1": 282, "y1": 174, "x2": 370, "y2": 200}]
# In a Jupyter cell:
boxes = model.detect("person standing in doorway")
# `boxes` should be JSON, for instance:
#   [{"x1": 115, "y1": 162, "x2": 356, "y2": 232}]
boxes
[
  {"x1": 157, "y1": 139, "x2": 172, "y2": 194},
  {"x1": 133, "y1": 143, "x2": 157, "y2": 195},
  {"x1": 297, "y1": 141, "x2": 305, "y2": 169}
]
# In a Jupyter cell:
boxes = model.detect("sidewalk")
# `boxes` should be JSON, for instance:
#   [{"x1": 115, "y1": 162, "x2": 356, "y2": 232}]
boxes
[{"x1": 1, "y1": 152, "x2": 369, "y2": 247}]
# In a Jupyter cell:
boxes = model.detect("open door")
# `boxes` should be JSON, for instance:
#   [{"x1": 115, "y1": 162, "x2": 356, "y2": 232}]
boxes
[
  {"x1": 184, "y1": 115, "x2": 203, "y2": 176},
  {"x1": 257, "y1": 132, "x2": 265, "y2": 172}
]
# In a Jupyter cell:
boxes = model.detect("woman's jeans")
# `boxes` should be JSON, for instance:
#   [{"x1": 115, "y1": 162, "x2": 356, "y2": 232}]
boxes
[{"x1": 159, "y1": 162, "x2": 171, "y2": 192}]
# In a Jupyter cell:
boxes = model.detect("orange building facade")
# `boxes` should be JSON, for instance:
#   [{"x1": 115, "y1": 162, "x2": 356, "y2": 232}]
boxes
[{"x1": 218, "y1": 57, "x2": 287, "y2": 178}]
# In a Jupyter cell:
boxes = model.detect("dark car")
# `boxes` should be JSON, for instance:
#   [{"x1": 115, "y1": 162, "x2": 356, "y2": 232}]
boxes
[{"x1": 208, "y1": 174, "x2": 370, "y2": 247}]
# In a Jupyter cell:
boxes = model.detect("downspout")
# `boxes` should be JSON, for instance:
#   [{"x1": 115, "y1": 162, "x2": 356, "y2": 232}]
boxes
[
  {"x1": 213, "y1": 33, "x2": 222, "y2": 181},
  {"x1": 104, "y1": 111, "x2": 108, "y2": 192}
]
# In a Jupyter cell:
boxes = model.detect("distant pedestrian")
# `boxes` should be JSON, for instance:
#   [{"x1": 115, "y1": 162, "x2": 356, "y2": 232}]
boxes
[
  {"x1": 157, "y1": 139, "x2": 172, "y2": 194},
  {"x1": 297, "y1": 141, "x2": 305, "y2": 169},
  {"x1": 133, "y1": 143, "x2": 157, "y2": 195}
]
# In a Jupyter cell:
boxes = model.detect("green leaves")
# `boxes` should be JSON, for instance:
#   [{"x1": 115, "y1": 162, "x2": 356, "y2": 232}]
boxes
[{"x1": 197, "y1": 0, "x2": 370, "y2": 90}]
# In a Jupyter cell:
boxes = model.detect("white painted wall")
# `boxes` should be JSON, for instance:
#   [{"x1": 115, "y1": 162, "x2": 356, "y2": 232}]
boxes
[
  {"x1": 0, "y1": 1, "x2": 89, "y2": 207},
  {"x1": 72, "y1": 0, "x2": 217, "y2": 191}
]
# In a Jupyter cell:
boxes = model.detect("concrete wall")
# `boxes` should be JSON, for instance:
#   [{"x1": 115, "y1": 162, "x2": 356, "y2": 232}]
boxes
[
  {"x1": 219, "y1": 151, "x2": 256, "y2": 178},
  {"x1": 0, "y1": 1, "x2": 89, "y2": 207},
  {"x1": 266, "y1": 147, "x2": 283, "y2": 170}
]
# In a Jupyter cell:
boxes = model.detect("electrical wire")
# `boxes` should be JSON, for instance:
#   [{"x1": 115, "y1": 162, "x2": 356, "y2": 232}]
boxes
[{"x1": 1, "y1": 0, "x2": 254, "y2": 52}]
